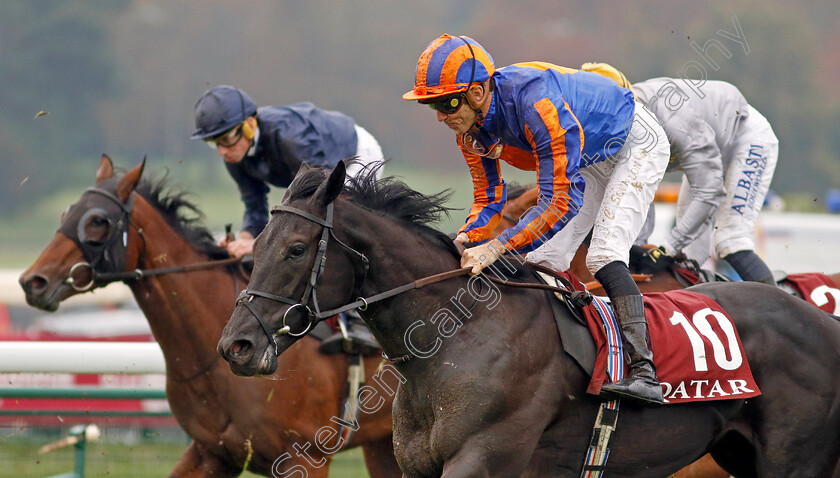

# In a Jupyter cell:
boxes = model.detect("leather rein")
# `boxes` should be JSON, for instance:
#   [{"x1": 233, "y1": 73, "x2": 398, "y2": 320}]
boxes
[
  {"x1": 236, "y1": 202, "x2": 591, "y2": 356},
  {"x1": 64, "y1": 187, "x2": 243, "y2": 292}
]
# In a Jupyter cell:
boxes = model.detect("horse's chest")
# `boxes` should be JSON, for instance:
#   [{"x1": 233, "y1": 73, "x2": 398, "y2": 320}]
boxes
[{"x1": 391, "y1": 389, "x2": 443, "y2": 475}]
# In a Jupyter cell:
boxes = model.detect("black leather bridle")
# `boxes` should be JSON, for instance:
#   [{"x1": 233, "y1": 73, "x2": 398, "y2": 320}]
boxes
[
  {"x1": 59, "y1": 186, "x2": 241, "y2": 291},
  {"x1": 236, "y1": 201, "x2": 591, "y2": 358},
  {"x1": 234, "y1": 202, "x2": 370, "y2": 355}
]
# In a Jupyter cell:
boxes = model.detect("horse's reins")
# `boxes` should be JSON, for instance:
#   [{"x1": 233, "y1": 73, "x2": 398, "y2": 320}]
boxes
[
  {"x1": 76, "y1": 256, "x2": 243, "y2": 287},
  {"x1": 63, "y1": 186, "x2": 243, "y2": 292},
  {"x1": 237, "y1": 202, "x2": 591, "y2": 357}
]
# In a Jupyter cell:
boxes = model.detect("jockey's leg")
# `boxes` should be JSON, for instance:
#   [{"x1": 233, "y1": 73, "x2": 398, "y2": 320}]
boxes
[
  {"x1": 715, "y1": 105, "x2": 779, "y2": 285},
  {"x1": 587, "y1": 102, "x2": 670, "y2": 406},
  {"x1": 595, "y1": 261, "x2": 663, "y2": 405},
  {"x1": 319, "y1": 310, "x2": 380, "y2": 355},
  {"x1": 724, "y1": 250, "x2": 774, "y2": 285},
  {"x1": 345, "y1": 124, "x2": 385, "y2": 182}
]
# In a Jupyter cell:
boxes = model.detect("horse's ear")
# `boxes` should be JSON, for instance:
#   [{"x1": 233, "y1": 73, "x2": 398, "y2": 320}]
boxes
[
  {"x1": 116, "y1": 156, "x2": 146, "y2": 202},
  {"x1": 314, "y1": 161, "x2": 346, "y2": 206},
  {"x1": 298, "y1": 162, "x2": 312, "y2": 174},
  {"x1": 96, "y1": 154, "x2": 114, "y2": 184}
]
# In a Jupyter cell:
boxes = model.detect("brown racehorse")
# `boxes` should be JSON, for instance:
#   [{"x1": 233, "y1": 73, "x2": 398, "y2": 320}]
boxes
[
  {"x1": 218, "y1": 164, "x2": 840, "y2": 477},
  {"x1": 19, "y1": 156, "x2": 401, "y2": 478}
]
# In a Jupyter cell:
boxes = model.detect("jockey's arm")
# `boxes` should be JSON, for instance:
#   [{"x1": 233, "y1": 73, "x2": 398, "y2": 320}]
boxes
[
  {"x1": 494, "y1": 98, "x2": 584, "y2": 253},
  {"x1": 458, "y1": 151, "x2": 507, "y2": 244},
  {"x1": 662, "y1": 118, "x2": 726, "y2": 254}
]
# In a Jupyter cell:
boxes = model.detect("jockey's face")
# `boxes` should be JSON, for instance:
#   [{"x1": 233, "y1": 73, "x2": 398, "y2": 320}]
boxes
[
  {"x1": 430, "y1": 85, "x2": 486, "y2": 135},
  {"x1": 212, "y1": 118, "x2": 255, "y2": 164},
  {"x1": 436, "y1": 99, "x2": 477, "y2": 135}
]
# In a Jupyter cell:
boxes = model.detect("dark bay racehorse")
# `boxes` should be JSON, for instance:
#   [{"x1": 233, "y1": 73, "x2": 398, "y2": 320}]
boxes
[
  {"x1": 498, "y1": 185, "x2": 840, "y2": 478},
  {"x1": 19, "y1": 156, "x2": 401, "y2": 478},
  {"x1": 218, "y1": 163, "x2": 840, "y2": 477}
]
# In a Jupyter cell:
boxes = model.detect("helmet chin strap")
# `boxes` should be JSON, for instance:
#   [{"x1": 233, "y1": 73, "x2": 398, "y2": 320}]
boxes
[{"x1": 464, "y1": 86, "x2": 486, "y2": 130}]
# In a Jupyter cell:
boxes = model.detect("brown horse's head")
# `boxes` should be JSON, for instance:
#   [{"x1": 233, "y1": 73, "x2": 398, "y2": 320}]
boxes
[{"x1": 20, "y1": 154, "x2": 145, "y2": 311}]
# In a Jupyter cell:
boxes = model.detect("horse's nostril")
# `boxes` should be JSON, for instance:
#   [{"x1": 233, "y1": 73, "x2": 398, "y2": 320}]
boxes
[
  {"x1": 230, "y1": 339, "x2": 253, "y2": 359},
  {"x1": 24, "y1": 275, "x2": 48, "y2": 294}
]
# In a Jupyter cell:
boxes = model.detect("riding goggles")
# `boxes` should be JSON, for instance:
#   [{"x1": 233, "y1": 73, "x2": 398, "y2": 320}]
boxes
[
  {"x1": 205, "y1": 124, "x2": 244, "y2": 149},
  {"x1": 423, "y1": 93, "x2": 467, "y2": 115}
]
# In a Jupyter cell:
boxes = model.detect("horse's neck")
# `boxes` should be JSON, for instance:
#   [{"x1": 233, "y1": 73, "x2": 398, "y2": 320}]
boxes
[
  {"x1": 127, "y1": 198, "x2": 237, "y2": 376},
  {"x1": 339, "y1": 203, "x2": 464, "y2": 359}
]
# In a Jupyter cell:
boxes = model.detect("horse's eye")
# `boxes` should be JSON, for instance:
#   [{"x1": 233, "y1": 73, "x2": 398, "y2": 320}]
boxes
[
  {"x1": 84, "y1": 215, "x2": 110, "y2": 243},
  {"x1": 289, "y1": 244, "x2": 306, "y2": 258}
]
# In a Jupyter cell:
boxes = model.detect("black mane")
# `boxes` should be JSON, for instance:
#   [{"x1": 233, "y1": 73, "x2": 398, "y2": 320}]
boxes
[
  {"x1": 134, "y1": 171, "x2": 229, "y2": 260},
  {"x1": 286, "y1": 163, "x2": 461, "y2": 257}
]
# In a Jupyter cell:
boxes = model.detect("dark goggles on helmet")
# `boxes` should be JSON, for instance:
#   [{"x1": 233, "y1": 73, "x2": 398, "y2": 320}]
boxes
[
  {"x1": 423, "y1": 93, "x2": 467, "y2": 115},
  {"x1": 205, "y1": 124, "x2": 244, "y2": 149}
]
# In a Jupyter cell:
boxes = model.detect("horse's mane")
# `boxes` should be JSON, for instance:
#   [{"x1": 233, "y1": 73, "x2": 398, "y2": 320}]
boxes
[
  {"x1": 286, "y1": 162, "x2": 461, "y2": 258},
  {"x1": 132, "y1": 170, "x2": 230, "y2": 260}
]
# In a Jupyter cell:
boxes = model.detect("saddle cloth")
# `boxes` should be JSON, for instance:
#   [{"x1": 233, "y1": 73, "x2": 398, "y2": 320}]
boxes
[
  {"x1": 539, "y1": 271, "x2": 762, "y2": 405},
  {"x1": 781, "y1": 273, "x2": 840, "y2": 315}
]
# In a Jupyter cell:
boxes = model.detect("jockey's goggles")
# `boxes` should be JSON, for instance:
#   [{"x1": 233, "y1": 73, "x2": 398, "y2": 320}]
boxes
[
  {"x1": 422, "y1": 93, "x2": 467, "y2": 115},
  {"x1": 205, "y1": 124, "x2": 244, "y2": 149},
  {"x1": 461, "y1": 130, "x2": 503, "y2": 158}
]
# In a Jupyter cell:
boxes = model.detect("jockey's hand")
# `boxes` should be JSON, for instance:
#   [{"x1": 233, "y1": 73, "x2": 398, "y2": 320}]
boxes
[
  {"x1": 461, "y1": 238, "x2": 506, "y2": 275},
  {"x1": 220, "y1": 231, "x2": 255, "y2": 259},
  {"x1": 454, "y1": 232, "x2": 470, "y2": 244},
  {"x1": 637, "y1": 245, "x2": 676, "y2": 274}
]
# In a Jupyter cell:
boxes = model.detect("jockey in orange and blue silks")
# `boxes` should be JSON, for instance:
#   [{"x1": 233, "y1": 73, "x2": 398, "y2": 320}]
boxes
[
  {"x1": 404, "y1": 34, "x2": 672, "y2": 406},
  {"x1": 455, "y1": 62, "x2": 638, "y2": 253}
]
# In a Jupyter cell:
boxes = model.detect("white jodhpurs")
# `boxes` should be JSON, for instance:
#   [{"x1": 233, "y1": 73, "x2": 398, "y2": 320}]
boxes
[
  {"x1": 680, "y1": 105, "x2": 778, "y2": 263},
  {"x1": 527, "y1": 102, "x2": 671, "y2": 274}
]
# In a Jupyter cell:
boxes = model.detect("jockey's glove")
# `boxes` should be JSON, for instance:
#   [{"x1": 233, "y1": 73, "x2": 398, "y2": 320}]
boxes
[{"x1": 637, "y1": 245, "x2": 677, "y2": 274}]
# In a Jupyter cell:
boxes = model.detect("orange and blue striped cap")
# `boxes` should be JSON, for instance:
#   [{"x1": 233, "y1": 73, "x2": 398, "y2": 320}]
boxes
[{"x1": 403, "y1": 34, "x2": 495, "y2": 101}]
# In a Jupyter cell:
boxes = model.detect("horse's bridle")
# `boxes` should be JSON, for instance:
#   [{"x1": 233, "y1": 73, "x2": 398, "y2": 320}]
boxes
[
  {"x1": 59, "y1": 186, "x2": 241, "y2": 291},
  {"x1": 58, "y1": 186, "x2": 139, "y2": 291},
  {"x1": 236, "y1": 201, "x2": 593, "y2": 358},
  {"x1": 235, "y1": 202, "x2": 371, "y2": 354}
]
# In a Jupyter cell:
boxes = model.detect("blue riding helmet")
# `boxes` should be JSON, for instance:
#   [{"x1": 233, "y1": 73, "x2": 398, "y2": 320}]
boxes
[{"x1": 190, "y1": 85, "x2": 258, "y2": 140}]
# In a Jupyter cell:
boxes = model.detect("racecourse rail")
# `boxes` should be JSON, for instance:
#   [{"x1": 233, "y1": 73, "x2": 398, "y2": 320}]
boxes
[{"x1": 0, "y1": 341, "x2": 168, "y2": 418}]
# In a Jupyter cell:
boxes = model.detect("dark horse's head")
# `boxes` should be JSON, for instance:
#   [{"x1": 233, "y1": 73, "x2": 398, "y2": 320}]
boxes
[{"x1": 218, "y1": 162, "x2": 456, "y2": 376}]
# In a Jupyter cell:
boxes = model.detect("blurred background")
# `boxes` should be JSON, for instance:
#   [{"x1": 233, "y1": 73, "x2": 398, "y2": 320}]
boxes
[
  {"x1": 1, "y1": 1, "x2": 839, "y2": 476},
  {"x1": 2, "y1": 0, "x2": 840, "y2": 266}
]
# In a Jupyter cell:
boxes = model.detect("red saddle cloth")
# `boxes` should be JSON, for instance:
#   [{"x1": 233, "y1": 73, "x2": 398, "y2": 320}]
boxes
[
  {"x1": 782, "y1": 273, "x2": 840, "y2": 315},
  {"x1": 582, "y1": 290, "x2": 762, "y2": 404}
]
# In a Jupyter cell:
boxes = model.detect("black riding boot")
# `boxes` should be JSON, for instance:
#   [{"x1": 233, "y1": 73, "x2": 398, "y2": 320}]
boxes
[
  {"x1": 319, "y1": 311, "x2": 380, "y2": 355},
  {"x1": 594, "y1": 261, "x2": 663, "y2": 406},
  {"x1": 598, "y1": 295, "x2": 664, "y2": 406}
]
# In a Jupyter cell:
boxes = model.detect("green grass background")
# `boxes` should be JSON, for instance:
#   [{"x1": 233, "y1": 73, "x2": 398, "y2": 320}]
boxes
[{"x1": 0, "y1": 439, "x2": 369, "y2": 477}]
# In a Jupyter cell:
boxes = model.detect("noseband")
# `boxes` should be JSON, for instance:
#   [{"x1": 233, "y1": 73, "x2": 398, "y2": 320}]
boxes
[{"x1": 235, "y1": 202, "x2": 370, "y2": 355}]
